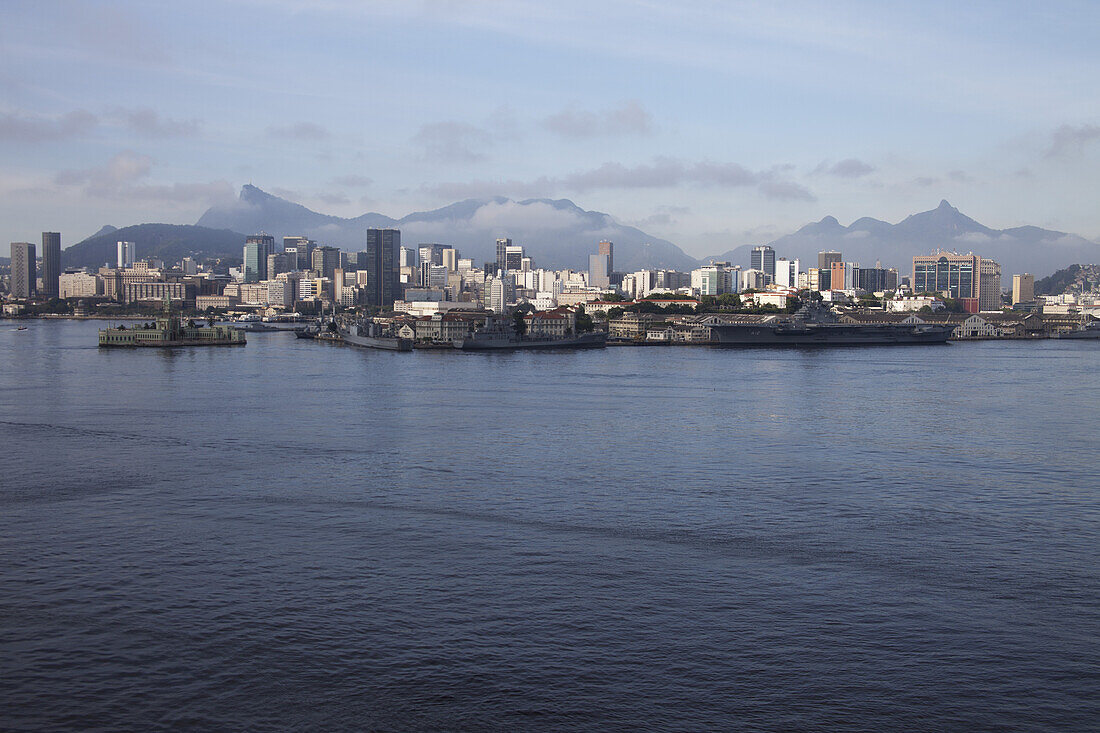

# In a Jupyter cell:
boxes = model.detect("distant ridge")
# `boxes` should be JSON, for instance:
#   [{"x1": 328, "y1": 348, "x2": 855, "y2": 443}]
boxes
[
  {"x1": 704, "y1": 200, "x2": 1100, "y2": 283},
  {"x1": 62, "y1": 223, "x2": 245, "y2": 269},
  {"x1": 196, "y1": 185, "x2": 700, "y2": 272}
]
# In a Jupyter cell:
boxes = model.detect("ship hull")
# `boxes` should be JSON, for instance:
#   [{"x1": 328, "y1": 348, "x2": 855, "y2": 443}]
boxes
[
  {"x1": 711, "y1": 323, "x2": 952, "y2": 346},
  {"x1": 453, "y1": 332, "x2": 608, "y2": 350},
  {"x1": 340, "y1": 332, "x2": 414, "y2": 351}
]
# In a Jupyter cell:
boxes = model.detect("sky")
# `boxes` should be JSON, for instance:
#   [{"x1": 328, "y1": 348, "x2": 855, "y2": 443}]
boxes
[{"x1": 2, "y1": 0, "x2": 1099, "y2": 256}]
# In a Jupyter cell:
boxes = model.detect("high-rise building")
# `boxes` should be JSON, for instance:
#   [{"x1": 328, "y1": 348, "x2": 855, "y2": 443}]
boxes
[
  {"x1": 117, "y1": 241, "x2": 135, "y2": 268},
  {"x1": 588, "y1": 252, "x2": 611, "y2": 289},
  {"x1": 495, "y1": 238, "x2": 511, "y2": 271},
  {"x1": 10, "y1": 242, "x2": 36, "y2": 298},
  {"x1": 505, "y1": 245, "x2": 525, "y2": 271},
  {"x1": 751, "y1": 246, "x2": 776, "y2": 282},
  {"x1": 400, "y1": 247, "x2": 417, "y2": 268},
  {"x1": 913, "y1": 252, "x2": 1000, "y2": 313},
  {"x1": 598, "y1": 240, "x2": 614, "y2": 275},
  {"x1": 774, "y1": 258, "x2": 799, "y2": 289},
  {"x1": 244, "y1": 234, "x2": 274, "y2": 282},
  {"x1": 311, "y1": 246, "x2": 341, "y2": 280},
  {"x1": 441, "y1": 247, "x2": 459, "y2": 272},
  {"x1": 818, "y1": 250, "x2": 842, "y2": 271},
  {"x1": 41, "y1": 232, "x2": 61, "y2": 299},
  {"x1": 979, "y1": 259, "x2": 1002, "y2": 312},
  {"x1": 1012, "y1": 274, "x2": 1035, "y2": 305},
  {"x1": 418, "y1": 243, "x2": 445, "y2": 269},
  {"x1": 830, "y1": 261, "x2": 849, "y2": 290},
  {"x1": 366, "y1": 229, "x2": 401, "y2": 307},
  {"x1": 283, "y1": 236, "x2": 314, "y2": 270}
]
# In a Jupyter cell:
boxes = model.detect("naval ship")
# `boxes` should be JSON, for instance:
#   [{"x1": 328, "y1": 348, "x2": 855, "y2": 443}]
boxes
[{"x1": 709, "y1": 302, "x2": 953, "y2": 346}]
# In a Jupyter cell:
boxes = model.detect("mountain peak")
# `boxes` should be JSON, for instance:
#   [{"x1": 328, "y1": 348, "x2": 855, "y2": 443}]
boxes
[{"x1": 938, "y1": 199, "x2": 955, "y2": 211}]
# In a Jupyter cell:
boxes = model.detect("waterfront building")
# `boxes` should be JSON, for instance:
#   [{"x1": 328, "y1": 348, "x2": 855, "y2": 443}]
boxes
[
  {"x1": 979, "y1": 259, "x2": 1003, "y2": 311},
  {"x1": 1013, "y1": 274, "x2": 1035, "y2": 305},
  {"x1": 41, "y1": 232, "x2": 61, "y2": 300},
  {"x1": 244, "y1": 234, "x2": 274, "y2": 282},
  {"x1": 366, "y1": 228, "x2": 401, "y2": 308},
  {"x1": 123, "y1": 281, "x2": 186, "y2": 305},
  {"x1": 913, "y1": 251, "x2": 1001, "y2": 313},
  {"x1": 117, "y1": 241, "x2": 135, "y2": 268},
  {"x1": 751, "y1": 245, "x2": 776, "y2": 283},
  {"x1": 10, "y1": 242, "x2": 36, "y2": 298},
  {"x1": 60, "y1": 270, "x2": 99, "y2": 299}
]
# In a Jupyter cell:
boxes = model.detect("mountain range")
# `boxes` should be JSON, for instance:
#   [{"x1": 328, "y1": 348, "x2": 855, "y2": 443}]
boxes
[
  {"x1": 705, "y1": 200, "x2": 1100, "y2": 282},
  {"x1": 195, "y1": 185, "x2": 698, "y2": 272},
  {"x1": 59, "y1": 186, "x2": 1099, "y2": 281}
]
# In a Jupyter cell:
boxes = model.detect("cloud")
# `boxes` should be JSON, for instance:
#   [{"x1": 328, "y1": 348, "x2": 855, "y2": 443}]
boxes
[
  {"x1": 112, "y1": 107, "x2": 200, "y2": 137},
  {"x1": 947, "y1": 169, "x2": 974, "y2": 183},
  {"x1": 0, "y1": 110, "x2": 98, "y2": 143},
  {"x1": 316, "y1": 192, "x2": 351, "y2": 206},
  {"x1": 411, "y1": 121, "x2": 492, "y2": 163},
  {"x1": 54, "y1": 150, "x2": 233, "y2": 204},
  {"x1": 634, "y1": 204, "x2": 691, "y2": 228},
  {"x1": 914, "y1": 176, "x2": 939, "y2": 187},
  {"x1": 1046, "y1": 123, "x2": 1100, "y2": 157},
  {"x1": 56, "y1": 150, "x2": 152, "y2": 187},
  {"x1": 424, "y1": 157, "x2": 815, "y2": 202},
  {"x1": 468, "y1": 200, "x2": 587, "y2": 232},
  {"x1": 331, "y1": 174, "x2": 372, "y2": 187},
  {"x1": 955, "y1": 232, "x2": 992, "y2": 243},
  {"x1": 815, "y1": 158, "x2": 875, "y2": 178},
  {"x1": 266, "y1": 122, "x2": 330, "y2": 140},
  {"x1": 543, "y1": 101, "x2": 653, "y2": 138}
]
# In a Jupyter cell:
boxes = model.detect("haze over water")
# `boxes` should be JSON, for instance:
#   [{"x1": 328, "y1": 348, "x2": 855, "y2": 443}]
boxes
[{"x1": 2, "y1": 322, "x2": 1098, "y2": 731}]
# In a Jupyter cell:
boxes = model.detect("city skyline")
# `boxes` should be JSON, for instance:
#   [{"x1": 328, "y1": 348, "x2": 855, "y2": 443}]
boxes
[{"x1": 1, "y1": 1, "x2": 1098, "y2": 257}]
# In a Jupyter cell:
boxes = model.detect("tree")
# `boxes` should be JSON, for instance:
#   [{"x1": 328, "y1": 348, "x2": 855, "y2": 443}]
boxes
[
  {"x1": 575, "y1": 305, "x2": 594, "y2": 333},
  {"x1": 512, "y1": 310, "x2": 528, "y2": 335},
  {"x1": 608, "y1": 306, "x2": 624, "y2": 320}
]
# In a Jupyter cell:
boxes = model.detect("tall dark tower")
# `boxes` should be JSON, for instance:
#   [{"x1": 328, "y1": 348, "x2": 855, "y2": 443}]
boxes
[
  {"x1": 9, "y1": 242, "x2": 36, "y2": 298},
  {"x1": 366, "y1": 229, "x2": 401, "y2": 307},
  {"x1": 41, "y1": 232, "x2": 61, "y2": 299},
  {"x1": 495, "y1": 238, "x2": 511, "y2": 272}
]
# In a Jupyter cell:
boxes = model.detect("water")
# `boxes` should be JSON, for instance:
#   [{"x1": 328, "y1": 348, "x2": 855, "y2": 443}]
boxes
[{"x1": 2, "y1": 321, "x2": 1098, "y2": 731}]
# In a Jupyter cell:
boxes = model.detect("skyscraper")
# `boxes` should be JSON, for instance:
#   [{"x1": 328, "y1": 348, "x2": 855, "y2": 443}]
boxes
[
  {"x1": 1012, "y1": 274, "x2": 1034, "y2": 305},
  {"x1": 311, "y1": 246, "x2": 341, "y2": 280},
  {"x1": 244, "y1": 234, "x2": 274, "y2": 282},
  {"x1": 495, "y1": 238, "x2": 511, "y2": 271},
  {"x1": 418, "y1": 243, "x2": 445, "y2": 268},
  {"x1": 10, "y1": 242, "x2": 36, "y2": 298},
  {"x1": 504, "y1": 245, "x2": 525, "y2": 271},
  {"x1": 598, "y1": 240, "x2": 614, "y2": 275},
  {"x1": 117, "y1": 241, "x2": 135, "y2": 268},
  {"x1": 751, "y1": 245, "x2": 776, "y2": 282},
  {"x1": 41, "y1": 232, "x2": 61, "y2": 300},
  {"x1": 283, "y1": 236, "x2": 314, "y2": 269},
  {"x1": 588, "y1": 252, "x2": 610, "y2": 289},
  {"x1": 366, "y1": 229, "x2": 401, "y2": 307},
  {"x1": 818, "y1": 250, "x2": 842, "y2": 271}
]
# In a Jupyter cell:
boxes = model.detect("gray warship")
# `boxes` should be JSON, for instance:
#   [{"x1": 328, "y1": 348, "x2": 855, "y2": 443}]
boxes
[{"x1": 710, "y1": 302, "x2": 953, "y2": 346}]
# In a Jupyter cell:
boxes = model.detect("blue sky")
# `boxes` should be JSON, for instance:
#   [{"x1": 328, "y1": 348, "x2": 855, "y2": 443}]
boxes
[{"x1": 2, "y1": 0, "x2": 1098, "y2": 255}]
